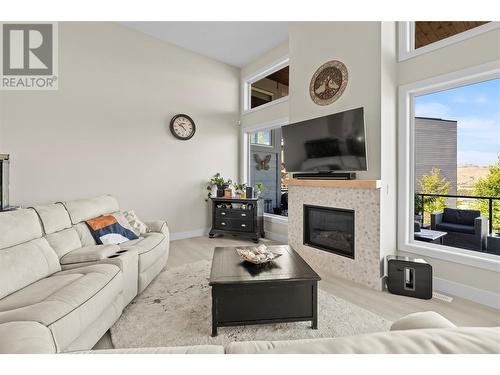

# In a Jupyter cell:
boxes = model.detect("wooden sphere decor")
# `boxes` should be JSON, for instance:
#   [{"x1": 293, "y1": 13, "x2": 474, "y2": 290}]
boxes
[{"x1": 309, "y1": 60, "x2": 348, "y2": 106}]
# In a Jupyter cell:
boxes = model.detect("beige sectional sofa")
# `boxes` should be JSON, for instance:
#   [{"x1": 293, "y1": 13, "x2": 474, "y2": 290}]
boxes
[
  {"x1": 86, "y1": 312, "x2": 500, "y2": 354},
  {"x1": 1, "y1": 200, "x2": 498, "y2": 354},
  {"x1": 0, "y1": 195, "x2": 169, "y2": 353}
]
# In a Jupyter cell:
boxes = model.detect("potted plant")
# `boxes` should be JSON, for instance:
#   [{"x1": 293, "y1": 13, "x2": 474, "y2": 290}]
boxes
[
  {"x1": 254, "y1": 182, "x2": 266, "y2": 198},
  {"x1": 233, "y1": 182, "x2": 247, "y2": 198},
  {"x1": 206, "y1": 173, "x2": 232, "y2": 200}
]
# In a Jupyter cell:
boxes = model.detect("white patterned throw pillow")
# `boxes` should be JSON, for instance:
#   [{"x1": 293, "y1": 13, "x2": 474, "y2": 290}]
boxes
[{"x1": 122, "y1": 210, "x2": 149, "y2": 236}]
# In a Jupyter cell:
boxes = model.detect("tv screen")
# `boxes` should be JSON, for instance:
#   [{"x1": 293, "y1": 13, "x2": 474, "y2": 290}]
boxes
[{"x1": 282, "y1": 107, "x2": 367, "y2": 173}]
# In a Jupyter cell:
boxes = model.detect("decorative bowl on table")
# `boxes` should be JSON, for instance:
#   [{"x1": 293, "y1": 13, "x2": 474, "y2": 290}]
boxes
[
  {"x1": 236, "y1": 244, "x2": 282, "y2": 264},
  {"x1": 231, "y1": 203, "x2": 243, "y2": 209}
]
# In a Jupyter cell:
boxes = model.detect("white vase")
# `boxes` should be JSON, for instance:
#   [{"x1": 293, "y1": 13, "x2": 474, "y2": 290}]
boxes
[{"x1": 211, "y1": 185, "x2": 218, "y2": 198}]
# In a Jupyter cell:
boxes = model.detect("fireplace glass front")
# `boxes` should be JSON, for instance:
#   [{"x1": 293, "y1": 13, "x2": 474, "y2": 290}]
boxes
[{"x1": 303, "y1": 204, "x2": 355, "y2": 259}]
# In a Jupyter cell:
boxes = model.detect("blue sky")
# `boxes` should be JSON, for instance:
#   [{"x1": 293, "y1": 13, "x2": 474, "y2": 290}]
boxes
[{"x1": 415, "y1": 78, "x2": 500, "y2": 166}]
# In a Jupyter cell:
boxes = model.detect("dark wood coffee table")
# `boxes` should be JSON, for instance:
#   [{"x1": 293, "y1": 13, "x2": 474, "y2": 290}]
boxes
[{"x1": 208, "y1": 245, "x2": 321, "y2": 336}]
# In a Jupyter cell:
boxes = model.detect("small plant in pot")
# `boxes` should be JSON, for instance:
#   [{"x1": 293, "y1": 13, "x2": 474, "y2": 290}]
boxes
[
  {"x1": 205, "y1": 173, "x2": 232, "y2": 201},
  {"x1": 254, "y1": 182, "x2": 266, "y2": 198},
  {"x1": 232, "y1": 182, "x2": 247, "y2": 198}
]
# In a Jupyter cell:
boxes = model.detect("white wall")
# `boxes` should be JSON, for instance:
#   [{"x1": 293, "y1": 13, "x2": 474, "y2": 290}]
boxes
[
  {"x1": 0, "y1": 22, "x2": 240, "y2": 235},
  {"x1": 379, "y1": 22, "x2": 398, "y2": 264},
  {"x1": 289, "y1": 22, "x2": 382, "y2": 180}
]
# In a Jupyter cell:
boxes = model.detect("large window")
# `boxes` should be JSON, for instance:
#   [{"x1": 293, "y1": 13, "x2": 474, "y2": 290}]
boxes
[
  {"x1": 398, "y1": 21, "x2": 499, "y2": 61},
  {"x1": 398, "y1": 62, "x2": 500, "y2": 270},
  {"x1": 242, "y1": 57, "x2": 289, "y2": 113},
  {"x1": 248, "y1": 128, "x2": 288, "y2": 217},
  {"x1": 250, "y1": 66, "x2": 289, "y2": 110}
]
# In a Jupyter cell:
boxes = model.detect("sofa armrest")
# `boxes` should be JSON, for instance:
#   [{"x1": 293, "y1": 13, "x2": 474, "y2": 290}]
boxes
[
  {"x1": 60, "y1": 244, "x2": 120, "y2": 265},
  {"x1": 431, "y1": 212, "x2": 443, "y2": 229},
  {"x1": 475, "y1": 216, "x2": 488, "y2": 236},
  {"x1": 0, "y1": 321, "x2": 56, "y2": 353},
  {"x1": 390, "y1": 311, "x2": 456, "y2": 331},
  {"x1": 144, "y1": 220, "x2": 169, "y2": 236}
]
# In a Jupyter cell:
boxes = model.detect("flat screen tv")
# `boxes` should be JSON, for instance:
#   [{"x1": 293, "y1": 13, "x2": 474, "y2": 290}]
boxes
[{"x1": 282, "y1": 107, "x2": 367, "y2": 173}]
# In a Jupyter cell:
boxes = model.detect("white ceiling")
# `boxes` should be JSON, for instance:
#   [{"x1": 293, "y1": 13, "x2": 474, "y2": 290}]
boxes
[{"x1": 120, "y1": 22, "x2": 289, "y2": 67}]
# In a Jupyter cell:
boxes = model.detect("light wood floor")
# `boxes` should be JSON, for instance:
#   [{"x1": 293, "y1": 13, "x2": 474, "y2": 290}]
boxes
[
  {"x1": 94, "y1": 235, "x2": 499, "y2": 350},
  {"x1": 168, "y1": 236, "x2": 500, "y2": 327}
]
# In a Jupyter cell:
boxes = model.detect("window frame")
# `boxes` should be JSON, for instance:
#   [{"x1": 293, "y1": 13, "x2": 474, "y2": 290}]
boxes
[
  {"x1": 241, "y1": 55, "x2": 289, "y2": 115},
  {"x1": 249, "y1": 129, "x2": 274, "y2": 147},
  {"x1": 398, "y1": 60, "x2": 500, "y2": 272},
  {"x1": 240, "y1": 117, "x2": 289, "y2": 222},
  {"x1": 398, "y1": 21, "x2": 500, "y2": 62}
]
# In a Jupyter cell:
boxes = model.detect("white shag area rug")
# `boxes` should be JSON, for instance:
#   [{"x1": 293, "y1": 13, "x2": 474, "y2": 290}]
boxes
[{"x1": 110, "y1": 260, "x2": 392, "y2": 348}]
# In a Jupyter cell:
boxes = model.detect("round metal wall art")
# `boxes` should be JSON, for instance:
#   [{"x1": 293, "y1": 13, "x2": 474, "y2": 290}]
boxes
[{"x1": 309, "y1": 60, "x2": 348, "y2": 106}]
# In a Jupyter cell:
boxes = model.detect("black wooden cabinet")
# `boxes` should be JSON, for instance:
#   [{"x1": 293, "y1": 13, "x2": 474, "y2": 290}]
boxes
[{"x1": 209, "y1": 197, "x2": 264, "y2": 243}]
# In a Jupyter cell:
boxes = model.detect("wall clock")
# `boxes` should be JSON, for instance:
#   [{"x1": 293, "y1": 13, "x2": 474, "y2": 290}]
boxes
[
  {"x1": 309, "y1": 60, "x2": 348, "y2": 106},
  {"x1": 170, "y1": 114, "x2": 196, "y2": 140}
]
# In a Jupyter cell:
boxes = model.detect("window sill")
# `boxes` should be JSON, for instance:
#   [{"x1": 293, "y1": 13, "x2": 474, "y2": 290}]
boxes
[
  {"x1": 264, "y1": 213, "x2": 288, "y2": 225},
  {"x1": 242, "y1": 96, "x2": 289, "y2": 116},
  {"x1": 398, "y1": 240, "x2": 500, "y2": 273}
]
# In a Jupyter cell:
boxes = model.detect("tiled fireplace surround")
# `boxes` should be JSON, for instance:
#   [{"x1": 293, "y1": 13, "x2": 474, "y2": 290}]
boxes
[{"x1": 288, "y1": 181, "x2": 384, "y2": 290}]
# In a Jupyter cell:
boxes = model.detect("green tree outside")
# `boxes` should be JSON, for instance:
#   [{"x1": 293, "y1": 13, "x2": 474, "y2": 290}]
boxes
[
  {"x1": 471, "y1": 156, "x2": 500, "y2": 232},
  {"x1": 417, "y1": 168, "x2": 450, "y2": 224}
]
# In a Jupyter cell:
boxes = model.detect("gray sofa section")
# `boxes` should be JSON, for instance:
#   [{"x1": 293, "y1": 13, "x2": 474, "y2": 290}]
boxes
[
  {"x1": 0, "y1": 195, "x2": 170, "y2": 353},
  {"x1": 431, "y1": 208, "x2": 488, "y2": 251}
]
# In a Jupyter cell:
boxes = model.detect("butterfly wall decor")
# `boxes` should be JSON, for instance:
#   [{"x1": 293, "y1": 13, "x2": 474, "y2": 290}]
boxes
[{"x1": 254, "y1": 154, "x2": 272, "y2": 170}]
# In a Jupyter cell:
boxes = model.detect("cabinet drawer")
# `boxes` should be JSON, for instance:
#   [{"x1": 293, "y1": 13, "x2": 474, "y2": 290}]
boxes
[
  {"x1": 215, "y1": 208, "x2": 253, "y2": 219},
  {"x1": 214, "y1": 218, "x2": 254, "y2": 232}
]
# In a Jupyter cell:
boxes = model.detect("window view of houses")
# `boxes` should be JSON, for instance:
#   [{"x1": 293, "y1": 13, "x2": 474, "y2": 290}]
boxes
[{"x1": 414, "y1": 78, "x2": 500, "y2": 254}]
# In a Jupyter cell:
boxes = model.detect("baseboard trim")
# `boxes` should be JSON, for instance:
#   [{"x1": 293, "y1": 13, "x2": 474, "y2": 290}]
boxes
[
  {"x1": 170, "y1": 228, "x2": 210, "y2": 241},
  {"x1": 265, "y1": 231, "x2": 288, "y2": 243},
  {"x1": 433, "y1": 277, "x2": 500, "y2": 310}
]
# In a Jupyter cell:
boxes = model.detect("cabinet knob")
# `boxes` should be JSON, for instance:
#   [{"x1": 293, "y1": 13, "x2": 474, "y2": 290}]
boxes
[
  {"x1": 241, "y1": 213, "x2": 246, "y2": 217},
  {"x1": 221, "y1": 222, "x2": 226, "y2": 226},
  {"x1": 221, "y1": 212, "x2": 226, "y2": 215},
  {"x1": 241, "y1": 224, "x2": 246, "y2": 227}
]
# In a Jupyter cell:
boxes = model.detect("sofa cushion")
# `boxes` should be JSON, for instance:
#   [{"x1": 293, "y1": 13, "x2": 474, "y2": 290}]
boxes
[
  {"x1": 74, "y1": 222, "x2": 98, "y2": 246},
  {"x1": 390, "y1": 311, "x2": 457, "y2": 331},
  {"x1": 85, "y1": 215, "x2": 138, "y2": 245},
  {"x1": 0, "y1": 321, "x2": 56, "y2": 354},
  {"x1": 443, "y1": 208, "x2": 480, "y2": 226},
  {"x1": 0, "y1": 237, "x2": 61, "y2": 299},
  {"x1": 0, "y1": 263, "x2": 123, "y2": 352},
  {"x1": 120, "y1": 232, "x2": 166, "y2": 272},
  {"x1": 225, "y1": 327, "x2": 500, "y2": 354},
  {"x1": 0, "y1": 208, "x2": 42, "y2": 249},
  {"x1": 32, "y1": 203, "x2": 72, "y2": 234},
  {"x1": 123, "y1": 210, "x2": 149, "y2": 236},
  {"x1": 83, "y1": 345, "x2": 225, "y2": 354},
  {"x1": 45, "y1": 227, "x2": 83, "y2": 258},
  {"x1": 63, "y1": 195, "x2": 120, "y2": 224},
  {"x1": 436, "y1": 222, "x2": 475, "y2": 235}
]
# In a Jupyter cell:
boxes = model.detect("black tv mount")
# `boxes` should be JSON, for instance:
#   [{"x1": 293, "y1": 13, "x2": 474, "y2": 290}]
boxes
[{"x1": 293, "y1": 172, "x2": 356, "y2": 180}]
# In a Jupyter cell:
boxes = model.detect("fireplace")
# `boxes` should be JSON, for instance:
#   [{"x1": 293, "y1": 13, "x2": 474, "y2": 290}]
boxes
[{"x1": 303, "y1": 204, "x2": 355, "y2": 259}]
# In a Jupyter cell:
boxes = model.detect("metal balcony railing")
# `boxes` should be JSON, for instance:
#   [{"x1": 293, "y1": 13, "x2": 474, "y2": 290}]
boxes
[{"x1": 416, "y1": 193, "x2": 499, "y2": 234}]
